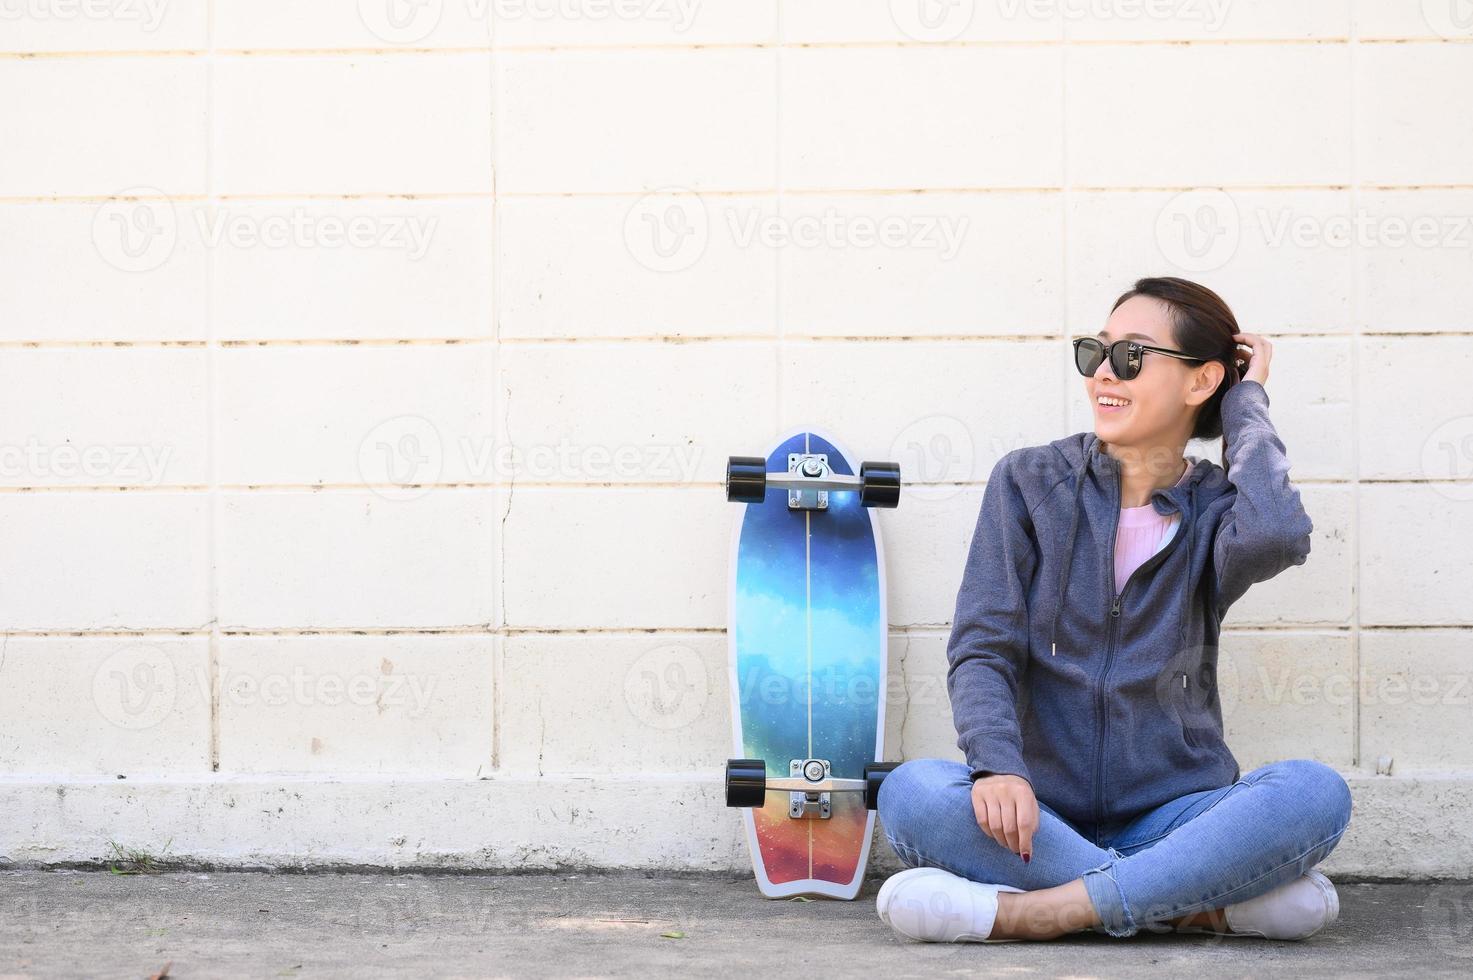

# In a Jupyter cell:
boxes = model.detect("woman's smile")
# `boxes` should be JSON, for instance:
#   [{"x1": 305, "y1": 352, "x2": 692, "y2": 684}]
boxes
[{"x1": 1095, "y1": 392, "x2": 1133, "y2": 414}]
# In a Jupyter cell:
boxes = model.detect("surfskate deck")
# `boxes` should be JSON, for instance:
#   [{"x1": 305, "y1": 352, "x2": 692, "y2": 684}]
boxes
[{"x1": 723, "y1": 429, "x2": 899, "y2": 900}]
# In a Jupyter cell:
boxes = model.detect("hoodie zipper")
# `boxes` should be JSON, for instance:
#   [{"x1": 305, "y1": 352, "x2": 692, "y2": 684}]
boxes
[{"x1": 1091, "y1": 457, "x2": 1193, "y2": 839}]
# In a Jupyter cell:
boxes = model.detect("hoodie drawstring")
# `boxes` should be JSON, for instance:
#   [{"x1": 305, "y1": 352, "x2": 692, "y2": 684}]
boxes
[{"x1": 1177, "y1": 480, "x2": 1198, "y2": 659}]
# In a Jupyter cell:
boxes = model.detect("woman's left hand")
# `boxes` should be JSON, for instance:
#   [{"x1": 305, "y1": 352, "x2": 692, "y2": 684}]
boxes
[{"x1": 1230, "y1": 332, "x2": 1271, "y2": 388}]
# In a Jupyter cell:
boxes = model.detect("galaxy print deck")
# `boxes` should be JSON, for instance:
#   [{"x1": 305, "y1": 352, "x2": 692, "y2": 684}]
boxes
[{"x1": 723, "y1": 429, "x2": 901, "y2": 900}]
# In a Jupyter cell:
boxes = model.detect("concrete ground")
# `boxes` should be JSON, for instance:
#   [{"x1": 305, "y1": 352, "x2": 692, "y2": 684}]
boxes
[{"x1": 1, "y1": 869, "x2": 1469, "y2": 978}]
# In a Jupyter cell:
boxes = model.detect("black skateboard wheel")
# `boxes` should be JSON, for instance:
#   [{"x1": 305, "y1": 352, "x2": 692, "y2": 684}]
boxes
[
  {"x1": 726, "y1": 457, "x2": 767, "y2": 503},
  {"x1": 859, "y1": 461, "x2": 901, "y2": 509},
  {"x1": 863, "y1": 762, "x2": 900, "y2": 810},
  {"x1": 726, "y1": 758, "x2": 767, "y2": 808}
]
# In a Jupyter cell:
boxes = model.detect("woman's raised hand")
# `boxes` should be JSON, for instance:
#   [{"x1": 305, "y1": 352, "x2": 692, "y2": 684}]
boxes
[
  {"x1": 1231, "y1": 331, "x2": 1272, "y2": 388},
  {"x1": 970, "y1": 773, "x2": 1038, "y2": 863}
]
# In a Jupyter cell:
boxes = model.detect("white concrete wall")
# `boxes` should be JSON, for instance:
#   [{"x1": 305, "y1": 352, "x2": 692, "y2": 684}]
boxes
[{"x1": 1, "y1": 0, "x2": 1471, "y2": 877}]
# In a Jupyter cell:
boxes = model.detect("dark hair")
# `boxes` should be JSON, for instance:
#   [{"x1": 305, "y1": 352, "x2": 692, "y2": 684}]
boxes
[{"x1": 1110, "y1": 276, "x2": 1243, "y2": 452}]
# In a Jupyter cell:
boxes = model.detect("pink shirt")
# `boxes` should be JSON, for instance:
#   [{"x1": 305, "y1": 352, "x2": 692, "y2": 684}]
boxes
[{"x1": 1113, "y1": 460, "x2": 1194, "y2": 596}]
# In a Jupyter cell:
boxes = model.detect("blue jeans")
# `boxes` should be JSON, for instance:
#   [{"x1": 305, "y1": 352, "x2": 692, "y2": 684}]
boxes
[{"x1": 876, "y1": 757, "x2": 1353, "y2": 938}]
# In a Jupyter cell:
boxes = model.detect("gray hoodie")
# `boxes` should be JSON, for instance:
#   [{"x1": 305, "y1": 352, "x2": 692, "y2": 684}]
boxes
[{"x1": 946, "y1": 380, "x2": 1313, "y2": 841}]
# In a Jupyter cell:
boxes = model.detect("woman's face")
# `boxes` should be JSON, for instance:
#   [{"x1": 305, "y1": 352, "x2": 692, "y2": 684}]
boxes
[{"x1": 1088, "y1": 295, "x2": 1209, "y2": 461}]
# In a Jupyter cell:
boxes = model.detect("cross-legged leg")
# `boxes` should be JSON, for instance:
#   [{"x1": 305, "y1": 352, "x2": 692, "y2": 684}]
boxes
[
  {"x1": 877, "y1": 756, "x2": 1352, "y2": 940},
  {"x1": 1079, "y1": 758, "x2": 1353, "y2": 937}
]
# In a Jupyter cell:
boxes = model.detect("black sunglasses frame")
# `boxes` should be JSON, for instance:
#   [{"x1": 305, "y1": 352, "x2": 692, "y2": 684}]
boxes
[{"x1": 1073, "y1": 337, "x2": 1207, "y2": 381}]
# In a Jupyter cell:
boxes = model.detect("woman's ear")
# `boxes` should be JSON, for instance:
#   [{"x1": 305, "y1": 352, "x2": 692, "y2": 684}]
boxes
[{"x1": 1189, "y1": 359, "x2": 1227, "y2": 405}]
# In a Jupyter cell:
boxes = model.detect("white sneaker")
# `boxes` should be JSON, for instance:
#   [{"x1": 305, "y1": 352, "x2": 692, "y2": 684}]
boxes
[
  {"x1": 876, "y1": 867, "x2": 1027, "y2": 943},
  {"x1": 1177, "y1": 869, "x2": 1340, "y2": 941}
]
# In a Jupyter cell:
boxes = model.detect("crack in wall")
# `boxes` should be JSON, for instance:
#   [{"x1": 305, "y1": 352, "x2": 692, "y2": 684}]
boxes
[
  {"x1": 536, "y1": 693, "x2": 546, "y2": 779},
  {"x1": 896, "y1": 633, "x2": 914, "y2": 760}
]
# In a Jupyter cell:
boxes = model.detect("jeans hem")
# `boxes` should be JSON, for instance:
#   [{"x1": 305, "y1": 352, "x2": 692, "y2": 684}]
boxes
[{"x1": 1082, "y1": 852, "x2": 1137, "y2": 938}]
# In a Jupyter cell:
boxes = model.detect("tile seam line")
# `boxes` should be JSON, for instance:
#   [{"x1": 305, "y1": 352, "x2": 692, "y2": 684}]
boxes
[
  {"x1": 1349, "y1": 13, "x2": 1364, "y2": 772},
  {"x1": 204, "y1": 0, "x2": 221, "y2": 773},
  {"x1": 7, "y1": 767, "x2": 1449, "y2": 787},
  {"x1": 7, "y1": 185, "x2": 1473, "y2": 203},
  {"x1": 774, "y1": 2, "x2": 784, "y2": 429},
  {"x1": 2, "y1": 37, "x2": 1467, "y2": 58},
  {"x1": 0, "y1": 331, "x2": 1464, "y2": 349},
  {"x1": 1060, "y1": 23, "x2": 1071, "y2": 435},
  {"x1": 489, "y1": 3, "x2": 502, "y2": 773},
  {"x1": 0, "y1": 624, "x2": 1404, "y2": 637},
  {"x1": 0, "y1": 476, "x2": 1443, "y2": 492}
]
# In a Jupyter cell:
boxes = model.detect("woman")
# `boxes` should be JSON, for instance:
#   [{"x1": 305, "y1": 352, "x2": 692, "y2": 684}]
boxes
[{"x1": 875, "y1": 277, "x2": 1351, "y2": 943}]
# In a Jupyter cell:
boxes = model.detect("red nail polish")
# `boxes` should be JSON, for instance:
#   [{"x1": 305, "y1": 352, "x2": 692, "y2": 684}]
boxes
[{"x1": 1023, "y1": 852, "x2": 1031, "y2": 863}]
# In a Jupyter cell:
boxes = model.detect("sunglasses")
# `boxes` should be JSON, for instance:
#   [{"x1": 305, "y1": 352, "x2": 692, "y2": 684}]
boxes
[{"x1": 1073, "y1": 337, "x2": 1208, "y2": 382}]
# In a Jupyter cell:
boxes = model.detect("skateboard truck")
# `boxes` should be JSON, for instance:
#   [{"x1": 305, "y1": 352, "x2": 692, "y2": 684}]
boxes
[
  {"x1": 789, "y1": 758, "x2": 832, "y2": 819},
  {"x1": 724, "y1": 758, "x2": 901, "y2": 813},
  {"x1": 787, "y1": 454, "x2": 831, "y2": 512},
  {"x1": 725, "y1": 455, "x2": 901, "y2": 510}
]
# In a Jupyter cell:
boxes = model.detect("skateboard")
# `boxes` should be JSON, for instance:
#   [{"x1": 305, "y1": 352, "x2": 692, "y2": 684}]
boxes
[{"x1": 722, "y1": 428, "x2": 902, "y2": 899}]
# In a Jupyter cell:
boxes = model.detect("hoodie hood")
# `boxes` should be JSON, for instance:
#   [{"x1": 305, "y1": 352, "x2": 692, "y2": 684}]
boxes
[{"x1": 1046, "y1": 431, "x2": 1215, "y2": 666}]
